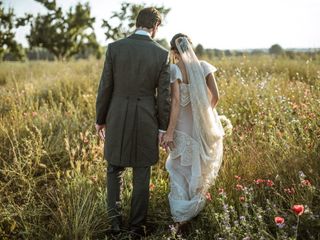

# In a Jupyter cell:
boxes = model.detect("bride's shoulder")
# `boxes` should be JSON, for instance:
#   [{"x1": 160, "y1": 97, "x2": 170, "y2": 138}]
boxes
[
  {"x1": 170, "y1": 64, "x2": 182, "y2": 83},
  {"x1": 199, "y1": 60, "x2": 217, "y2": 76},
  {"x1": 170, "y1": 64, "x2": 181, "y2": 74}
]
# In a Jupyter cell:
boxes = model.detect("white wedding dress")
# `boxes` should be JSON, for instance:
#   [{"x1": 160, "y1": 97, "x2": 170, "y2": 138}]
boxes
[{"x1": 166, "y1": 38, "x2": 225, "y2": 222}]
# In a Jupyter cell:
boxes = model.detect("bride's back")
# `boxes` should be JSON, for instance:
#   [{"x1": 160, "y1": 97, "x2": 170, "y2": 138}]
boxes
[{"x1": 176, "y1": 62, "x2": 189, "y2": 84}]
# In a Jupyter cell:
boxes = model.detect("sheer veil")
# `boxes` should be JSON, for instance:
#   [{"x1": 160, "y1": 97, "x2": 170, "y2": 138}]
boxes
[{"x1": 175, "y1": 37, "x2": 225, "y2": 189}]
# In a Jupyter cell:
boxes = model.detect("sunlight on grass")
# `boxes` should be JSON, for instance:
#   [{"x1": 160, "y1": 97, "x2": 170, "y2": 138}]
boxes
[{"x1": 0, "y1": 56, "x2": 319, "y2": 239}]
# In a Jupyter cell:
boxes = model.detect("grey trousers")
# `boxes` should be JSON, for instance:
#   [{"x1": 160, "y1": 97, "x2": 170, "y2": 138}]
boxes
[{"x1": 107, "y1": 164, "x2": 151, "y2": 229}]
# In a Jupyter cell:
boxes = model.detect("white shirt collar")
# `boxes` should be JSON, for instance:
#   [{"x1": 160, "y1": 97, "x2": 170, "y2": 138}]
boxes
[{"x1": 135, "y1": 29, "x2": 151, "y2": 37}]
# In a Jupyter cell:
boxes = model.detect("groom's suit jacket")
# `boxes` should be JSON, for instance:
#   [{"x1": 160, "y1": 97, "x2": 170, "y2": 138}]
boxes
[{"x1": 96, "y1": 33, "x2": 171, "y2": 167}]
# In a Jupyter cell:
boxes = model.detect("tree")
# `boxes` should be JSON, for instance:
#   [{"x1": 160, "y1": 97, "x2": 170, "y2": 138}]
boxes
[
  {"x1": 224, "y1": 49, "x2": 232, "y2": 57},
  {"x1": 195, "y1": 44, "x2": 204, "y2": 57},
  {"x1": 213, "y1": 48, "x2": 224, "y2": 58},
  {"x1": 0, "y1": 1, "x2": 31, "y2": 61},
  {"x1": 27, "y1": 0, "x2": 101, "y2": 60},
  {"x1": 155, "y1": 38, "x2": 169, "y2": 50},
  {"x1": 102, "y1": 2, "x2": 170, "y2": 48},
  {"x1": 269, "y1": 44, "x2": 283, "y2": 55}
]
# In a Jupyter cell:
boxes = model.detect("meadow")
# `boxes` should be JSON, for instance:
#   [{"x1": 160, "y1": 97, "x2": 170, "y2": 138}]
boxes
[{"x1": 0, "y1": 55, "x2": 319, "y2": 240}]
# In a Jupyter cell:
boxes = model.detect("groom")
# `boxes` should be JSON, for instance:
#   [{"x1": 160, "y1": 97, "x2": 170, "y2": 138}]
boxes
[{"x1": 95, "y1": 7, "x2": 170, "y2": 237}]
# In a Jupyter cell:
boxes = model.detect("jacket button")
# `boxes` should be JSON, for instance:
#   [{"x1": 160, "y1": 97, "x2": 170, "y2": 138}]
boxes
[{"x1": 137, "y1": 97, "x2": 141, "y2": 101}]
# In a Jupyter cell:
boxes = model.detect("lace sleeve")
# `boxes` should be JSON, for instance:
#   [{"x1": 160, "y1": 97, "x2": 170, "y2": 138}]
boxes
[
  {"x1": 200, "y1": 61, "x2": 217, "y2": 77},
  {"x1": 170, "y1": 64, "x2": 183, "y2": 83}
]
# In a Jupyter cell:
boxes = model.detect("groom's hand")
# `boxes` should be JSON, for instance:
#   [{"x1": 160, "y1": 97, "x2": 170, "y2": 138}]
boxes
[
  {"x1": 158, "y1": 132, "x2": 165, "y2": 146},
  {"x1": 95, "y1": 124, "x2": 106, "y2": 141},
  {"x1": 162, "y1": 132, "x2": 175, "y2": 153}
]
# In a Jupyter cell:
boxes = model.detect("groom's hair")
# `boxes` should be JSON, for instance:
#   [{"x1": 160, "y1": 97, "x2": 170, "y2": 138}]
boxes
[{"x1": 136, "y1": 7, "x2": 162, "y2": 29}]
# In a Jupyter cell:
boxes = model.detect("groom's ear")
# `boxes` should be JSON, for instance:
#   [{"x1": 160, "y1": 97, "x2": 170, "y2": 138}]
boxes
[{"x1": 153, "y1": 22, "x2": 160, "y2": 32}]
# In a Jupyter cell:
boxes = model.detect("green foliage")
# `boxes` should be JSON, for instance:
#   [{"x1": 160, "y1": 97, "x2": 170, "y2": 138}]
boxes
[
  {"x1": 102, "y1": 2, "x2": 170, "y2": 48},
  {"x1": 0, "y1": 56, "x2": 319, "y2": 239},
  {"x1": 26, "y1": 47, "x2": 55, "y2": 61},
  {"x1": 27, "y1": 0, "x2": 101, "y2": 60},
  {"x1": 155, "y1": 38, "x2": 170, "y2": 50},
  {"x1": 269, "y1": 44, "x2": 284, "y2": 55},
  {"x1": 195, "y1": 44, "x2": 204, "y2": 57},
  {"x1": 0, "y1": 1, "x2": 31, "y2": 61}
]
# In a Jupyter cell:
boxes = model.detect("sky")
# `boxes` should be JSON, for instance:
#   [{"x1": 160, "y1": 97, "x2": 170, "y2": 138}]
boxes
[{"x1": 3, "y1": 0, "x2": 320, "y2": 49}]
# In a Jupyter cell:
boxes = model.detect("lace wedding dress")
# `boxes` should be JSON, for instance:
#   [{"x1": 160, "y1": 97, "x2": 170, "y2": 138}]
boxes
[{"x1": 166, "y1": 37, "x2": 225, "y2": 222}]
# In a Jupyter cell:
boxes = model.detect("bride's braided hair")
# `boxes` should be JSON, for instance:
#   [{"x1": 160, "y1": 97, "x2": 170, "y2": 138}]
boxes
[{"x1": 170, "y1": 33, "x2": 192, "y2": 53}]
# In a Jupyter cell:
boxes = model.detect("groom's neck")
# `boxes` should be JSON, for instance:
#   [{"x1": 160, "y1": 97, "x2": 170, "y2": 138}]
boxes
[{"x1": 136, "y1": 27, "x2": 152, "y2": 34}]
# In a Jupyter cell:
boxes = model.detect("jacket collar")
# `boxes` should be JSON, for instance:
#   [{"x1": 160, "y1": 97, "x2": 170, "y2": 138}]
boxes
[{"x1": 128, "y1": 33, "x2": 153, "y2": 42}]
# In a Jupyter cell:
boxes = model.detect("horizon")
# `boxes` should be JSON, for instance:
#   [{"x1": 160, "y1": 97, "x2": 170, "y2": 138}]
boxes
[{"x1": 3, "y1": 0, "x2": 320, "y2": 49}]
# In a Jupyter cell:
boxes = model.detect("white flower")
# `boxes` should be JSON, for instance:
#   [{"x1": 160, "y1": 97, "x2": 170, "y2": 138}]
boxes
[
  {"x1": 219, "y1": 115, "x2": 233, "y2": 135},
  {"x1": 298, "y1": 170, "x2": 306, "y2": 180}
]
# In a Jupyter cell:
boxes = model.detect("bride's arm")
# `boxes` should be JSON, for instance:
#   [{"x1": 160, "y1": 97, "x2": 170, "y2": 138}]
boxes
[
  {"x1": 206, "y1": 73, "x2": 219, "y2": 108},
  {"x1": 163, "y1": 80, "x2": 180, "y2": 149}
]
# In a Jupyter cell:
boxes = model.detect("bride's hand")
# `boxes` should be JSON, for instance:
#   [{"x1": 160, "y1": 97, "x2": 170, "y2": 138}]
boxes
[{"x1": 162, "y1": 132, "x2": 175, "y2": 152}]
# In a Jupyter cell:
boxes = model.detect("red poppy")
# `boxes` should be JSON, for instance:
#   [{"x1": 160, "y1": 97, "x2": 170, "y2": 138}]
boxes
[
  {"x1": 206, "y1": 192, "x2": 212, "y2": 201},
  {"x1": 284, "y1": 187, "x2": 295, "y2": 194},
  {"x1": 274, "y1": 216, "x2": 285, "y2": 225},
  {"x1": 292, "y1": 205, "x2": 304, "y2": 216},
  {"x1": 301, "y1": 179, "x2": 311, "y2": 187},
  {"x1": 254, "y1": 179, "x2": 265, "y2": 184},
  {"x1": 266, "y1": 180, "x2": 274, "y2": 187}
]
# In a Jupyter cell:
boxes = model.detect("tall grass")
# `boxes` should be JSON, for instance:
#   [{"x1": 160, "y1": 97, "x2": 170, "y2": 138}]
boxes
[{"x1": 0, "y1": 56, "x2": 319, "y2": 239}]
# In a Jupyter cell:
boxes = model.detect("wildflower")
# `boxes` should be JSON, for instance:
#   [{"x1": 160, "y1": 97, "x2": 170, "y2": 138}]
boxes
[
  {"x1": 239, "y1": 196, "x2": 245, "y2": 202},
  {"x1": 274, "y1": 216, "x2": 285, "y2": 228},
  {"x1": 301, "y1": 179, "x2": 311, "y2": 187},
  {"x1": 223, "y1": 204, "x2": 229, "y2": 212},
  {"x1": 298, "y1": 171, "x2": 306, "y2": 180},
  {"x1": 284, "y1": 187, "x2": 295, "y2": 195},
  {"x1": 236, "y1": 184, "x2": 244, "y2": 191},
  {"x1": 274, "y1": 216, "x2": 285, "y2": 224},
  {"x1": 254, "y1": 179, "x2": 265, "y2": 184},
  {"x1": 219, "y1": 115, "x2": 233, "y2": 134},
  {"x1": 149, "y1": 183, "x2": 155, "y2": 191},
  {"x1": 304, "y1": 205, "x2": 311, "y2": 214},
  {"x1": 32, "y1": 111, "x2": 37, "y2": 117},
  {"x1": 218, "y1": 188, "x2": 224, "y2": 195},
  {"x1": 235, "y1": 175, "x2": 241, "y2": 181},
  {"x1": 169, "y1": 224, "x2": 176, "y2": 233},
  {"x1": 266, "y1": 180, "x2": 274, "y2": 187},
  {"x1": 292, "y1": 205, "x2": 304, "y2": 216},
  {"x1": 205, "y1": 192, "x2": 212, "y2": 201}
]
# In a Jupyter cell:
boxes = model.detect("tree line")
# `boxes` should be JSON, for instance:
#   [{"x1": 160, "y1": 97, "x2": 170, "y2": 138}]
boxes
[
  {"x1": 0, "y1": 0, "x2": 169, "y2": 61},
  {"x1": 1, "y1": 0, "x2": 319, "y2": 61}
]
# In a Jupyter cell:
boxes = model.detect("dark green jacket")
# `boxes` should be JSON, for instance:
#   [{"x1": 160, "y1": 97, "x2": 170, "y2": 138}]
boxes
[{"x1": 96, "y1": 34, "x2": 171, "y2": 167}]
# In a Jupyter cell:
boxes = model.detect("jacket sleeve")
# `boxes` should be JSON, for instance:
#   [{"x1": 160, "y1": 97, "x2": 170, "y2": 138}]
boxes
[
  {"x1": 96, "y1": 44, "x2": 114, "y2": 125},
  {"x1": 157, "y1": 52, "x2": 171, "y2": 131}
]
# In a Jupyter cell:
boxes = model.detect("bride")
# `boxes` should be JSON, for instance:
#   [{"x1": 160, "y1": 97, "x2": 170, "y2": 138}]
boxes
[{"x1": 161, "y1": 33, "x2": 226, "y2": 232}]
